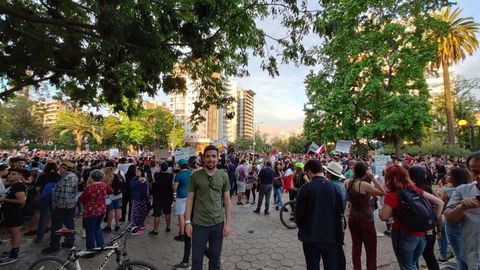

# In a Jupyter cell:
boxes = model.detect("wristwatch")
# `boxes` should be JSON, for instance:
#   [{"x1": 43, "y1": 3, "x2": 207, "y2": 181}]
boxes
[{"x1": 185, "y1": 220, "x2": 191, "y2": 224}]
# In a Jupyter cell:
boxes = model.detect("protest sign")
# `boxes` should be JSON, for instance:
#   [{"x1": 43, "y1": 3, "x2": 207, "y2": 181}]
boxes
[{"x1": 335, "y1": 140, "x2": 352, "y2": 153}]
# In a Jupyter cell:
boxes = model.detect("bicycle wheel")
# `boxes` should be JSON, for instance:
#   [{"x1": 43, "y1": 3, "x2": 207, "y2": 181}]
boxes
[
  {"x1": 117, "y1": 260, "x2": 158, "y2": 270},
  {"x1": 28, "y1": 256, "x2": 75, "y2": 270},
  {"x1": 280, "y1": 200, "x2": 297, "y2": 229}
]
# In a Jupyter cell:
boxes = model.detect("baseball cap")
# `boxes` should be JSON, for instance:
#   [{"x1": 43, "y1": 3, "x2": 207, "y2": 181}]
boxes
[{"x1": 177, "y1": 159, "x2": 187, "y2": 167}]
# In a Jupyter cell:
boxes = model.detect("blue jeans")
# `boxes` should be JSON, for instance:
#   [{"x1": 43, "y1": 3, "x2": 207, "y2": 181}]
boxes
[
  {"x1": 49, "y1": 208, "x2": 76, "y2": 249},
  {"x1": 84, "y1": 215, "x2": 104, "y2": 249},
  {"x1": 302, "y1": 242, "x2": 338, "y2": 270},
  {"x1": 273, "y1": 187, "x2": 283, "y2": 206},
  {"x1": 446, "y1": 222, "x2": 468, "y2": 270},
  {"x1": 391, "y1": 231, "x2": 426, "y2": 270},
  {"x1": 36, "y1": 197, "x2": 51, "y2": 241},
  {"x1": 192, "y1": 222, "x2": 224, "y2": 270},
  {"x1": 438, "y1": 221, "x2": 448, "y2": 258}
]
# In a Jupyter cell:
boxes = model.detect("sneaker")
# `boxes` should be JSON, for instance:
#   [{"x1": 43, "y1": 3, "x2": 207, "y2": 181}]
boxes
[
  {"x1": 165, "y1": 226, "x2": 171, "y2": 233},
  {"x1": 174, "y1": 235, "x2": 185, "y2": 241},
  {"x1": 115, "y1": 226, "x2": 120, "y2": 232},
  {"x1": 131, "y1": 228, "x2": 142, "y2": 236},
  {"x1": 253, "y1": 209, "x2": 260, "y2": 214},
  {"x1": 0, "y1": 256, "x2": 18, "y2": 266},
  {"x1": 140, "y1": 224, "x2": 149, "y2": 230},
  {"x1": 237, "y1": 202, "x2": 244, "y2": 205},
  {"x1": 149, "y1": 230, "x2": 158, "y2": 236},
  {"x1": 251, "y1": 202, "x2": 255, "y2": 205},
  {"x1": 245, "y1": 201, "x2": 249, "y2": 204},
  {"x1": 42, "y1": 247, "x2": 61, "y2": 254},
  {"x1": 103, "y1": 227, "x2": 112, "y2": 233},
  {"x1": 264, "y1": 211, "x2": 270, "y2": 215},
  {"x1": 24, "y1": 230, "x2": 37, "y2": 236},
  {"x1": 61, "y1": 242, "x2": 73, "y2": 249},
  {"x1": 174, "y1": 262, "x2": 191, "y2": 269}
]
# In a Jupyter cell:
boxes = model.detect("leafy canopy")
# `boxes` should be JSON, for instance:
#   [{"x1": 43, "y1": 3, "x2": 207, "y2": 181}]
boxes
[
  {"x1": 0, "y1": 0, "x2": 315, "y2": 123},
  {"x1": 304, "y1": 0, "x2": 448, "y2": 150}
]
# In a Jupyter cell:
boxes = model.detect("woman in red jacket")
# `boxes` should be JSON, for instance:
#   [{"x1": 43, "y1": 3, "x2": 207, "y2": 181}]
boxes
[{"x1": 78, "y1": 170, "x2": 113, "y2": 251}]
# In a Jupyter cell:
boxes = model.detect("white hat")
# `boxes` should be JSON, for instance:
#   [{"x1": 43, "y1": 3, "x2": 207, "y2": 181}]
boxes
[{"x1": 323, "y1": 161, "x2": 344, "y2": 178}]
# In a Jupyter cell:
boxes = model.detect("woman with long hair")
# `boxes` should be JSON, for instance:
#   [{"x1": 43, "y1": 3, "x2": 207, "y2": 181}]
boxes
[
  {"x1": 129, "y1": 167, "x2": 148, "y2": 235},
  {"x1": 439, "y1": 167, "x2": 470, "y2": 270},
  {"x1": 346, "y1": 161, "x2": 385, "y2": 270},
  {"x1": 409, "y1": 166, "x2": 440, "y2": 270},
  {"x1": 103, "y1": 161, "x2": 123, "y2": 232},
  {"x1": 273, "y1": 162, "x2": 285, "y2": 211},
  {"x1": 379, "y1": 165, "x2": 444, "y2": 270}
]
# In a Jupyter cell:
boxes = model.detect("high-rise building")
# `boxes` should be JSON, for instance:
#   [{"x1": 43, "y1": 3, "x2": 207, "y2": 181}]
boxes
[
  {"x1": 35, "y1": 101, "x2": 74, "y2": 126},
  {"x1": 237, "y1": 88, "x2": 255, "y2": 138},
  {"x1": 142, "y1": 101, "x2": 168, "y2": 110},
  {"x1": 168, "y1": 79, "x2": 254, "y2": 147}
]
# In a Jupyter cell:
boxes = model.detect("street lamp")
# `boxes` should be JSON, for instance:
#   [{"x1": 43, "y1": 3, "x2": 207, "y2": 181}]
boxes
[
  {"x1": 458, "y1": 119, "x2": 480, "y2": 151},
  {"x1": 253, "y1": 121, "x2": 264, "y2": 161}
]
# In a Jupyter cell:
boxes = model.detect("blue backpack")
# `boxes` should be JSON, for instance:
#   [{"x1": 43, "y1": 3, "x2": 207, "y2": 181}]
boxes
[
  {"x1": 397, "y1": 188, "x2": 436, "y2": 232},
  {"x1": 42, "y1": 182, "x2": 56, "y2": 200}
]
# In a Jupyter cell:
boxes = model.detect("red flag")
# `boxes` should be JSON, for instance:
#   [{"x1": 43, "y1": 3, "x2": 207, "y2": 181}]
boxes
[{"x1": 318, "y1": 144, "x2": 326, "y2": 154}]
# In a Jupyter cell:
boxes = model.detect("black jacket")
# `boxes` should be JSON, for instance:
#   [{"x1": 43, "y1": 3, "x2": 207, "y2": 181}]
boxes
[{"x1": 295, "y1": 176, "x2": 344, "y2": 245}]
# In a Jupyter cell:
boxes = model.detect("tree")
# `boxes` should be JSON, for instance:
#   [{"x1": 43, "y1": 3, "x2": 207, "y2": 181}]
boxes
[
  {"x1": 139, "y1": 108, "x2": 184, "y2": 150},
  {"x1": 102, "y1": 115, "x2": 121, "y2": 148},
  {"x1": 0, "y1": 1, "x2": 315, "y2": 123},
  {"x1": 116, "y1": 117, "x2": 148, "y2": 153},
  {"x1": 305, "y1": 0, "x2": 446, "y2": 157},
  {"x1": 433, "y1": 7, "x2": 480, "y2": 144},
  {"x1": 0, "y1": 96, "x2": 45, "y2": 144},
  {"x1": 55, "y1": 111, "x2": 102, "y2": 153},
  {"x1": 285, "y1": 135, "x2": 308, "y2": 154}
]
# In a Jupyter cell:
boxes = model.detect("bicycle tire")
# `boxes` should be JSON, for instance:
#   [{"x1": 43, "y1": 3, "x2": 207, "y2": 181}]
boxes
[
  {"x1": 280, "y1": 200, "x2": 297, "y2": 229},
  {"x1": 117, "y1": 260, "x2": 158, "y2": 270},
  {"x1": 28, "y1": 256, "x2": 75, "y2": 270}
]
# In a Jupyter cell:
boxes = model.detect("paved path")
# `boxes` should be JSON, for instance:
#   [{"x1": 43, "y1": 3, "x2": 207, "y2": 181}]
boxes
[{"x1": 2, "y1": 194, "x2": 402, "y2": 270}]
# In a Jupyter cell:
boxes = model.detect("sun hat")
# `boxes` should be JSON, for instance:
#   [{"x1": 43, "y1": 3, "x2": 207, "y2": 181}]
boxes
[
  {"x1": 60, "y1": 160, "x2": 76, "y2": 169},
  {"x1": 323, "y1": 161, "x2": 344, "y2": 178}
]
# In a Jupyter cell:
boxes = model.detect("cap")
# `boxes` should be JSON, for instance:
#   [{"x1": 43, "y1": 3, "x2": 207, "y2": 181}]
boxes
[
  {"x1": 177, "y1": 159, "x2": 187, "y2": 167},
  {"x1": 160, "y1": 162, "x2": 169, "y2": 171}
]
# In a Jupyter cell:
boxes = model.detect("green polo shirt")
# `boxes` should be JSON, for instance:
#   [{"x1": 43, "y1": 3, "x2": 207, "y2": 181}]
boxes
[{"x1": 188, "y1": 169, "x2": 230, "y2": 227}]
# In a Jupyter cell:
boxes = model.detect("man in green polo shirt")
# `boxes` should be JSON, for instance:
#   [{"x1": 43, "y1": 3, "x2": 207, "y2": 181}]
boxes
[{"x1": 185, "y1": 145, "x2": 232, "y2": 270}]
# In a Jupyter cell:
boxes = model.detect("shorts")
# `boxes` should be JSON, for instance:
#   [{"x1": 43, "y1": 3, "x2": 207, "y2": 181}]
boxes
[
  {"x1": 237, "y1": 181, "x2": 246, "y2": 193},
  {"x1": 107, "y1": 198, "x2": 122, "y2": 211},
  {"x1": 175, "y1": 198, "x2": 187, "y2": 215},
  {"x1": 4, "y1": 209, "x2": 24, "y2": 228},
  {"x1": 153, "y1": 201, "x2": 172, "y2": 217}
]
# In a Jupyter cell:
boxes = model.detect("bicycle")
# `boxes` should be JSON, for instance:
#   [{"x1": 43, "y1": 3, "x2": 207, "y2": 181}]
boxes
[
  {"x1": 28, "y1": 225, "x2": 157, "y2": 270},
  {"x1": 279, "y1": 199, "x2": 297, "y2": 229}
]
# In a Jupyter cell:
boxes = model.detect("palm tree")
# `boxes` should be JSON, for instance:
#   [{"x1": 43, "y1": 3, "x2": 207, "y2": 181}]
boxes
[
  {"x1": 56, "y1": 111, "x2": 103, "y2": 153},
  {"x1": 433, "y1": 7, "x2": 480, "y2": 144}
]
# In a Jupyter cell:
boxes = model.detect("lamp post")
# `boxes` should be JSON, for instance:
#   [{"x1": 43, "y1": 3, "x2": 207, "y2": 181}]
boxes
[
  {"x1": 253, "y1": 121, "x2": 263, "y2": 161},
  {"x1": 458, "y1": 119, "x2": 480, "y2": 151}
]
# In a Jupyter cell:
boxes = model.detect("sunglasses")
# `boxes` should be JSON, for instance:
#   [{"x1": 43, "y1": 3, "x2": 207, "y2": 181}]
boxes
[{"x1": 208, "y1": 176, "x2": 222, "y2": 193}]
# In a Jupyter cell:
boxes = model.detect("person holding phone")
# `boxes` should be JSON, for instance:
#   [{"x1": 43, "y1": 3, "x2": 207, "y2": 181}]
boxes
[
  {"x1": 444, "y1": 152, "x2": 480, "y2": 270},
  {"x1": 129, "y1": 168, "x2": 149, "y2": 235}
]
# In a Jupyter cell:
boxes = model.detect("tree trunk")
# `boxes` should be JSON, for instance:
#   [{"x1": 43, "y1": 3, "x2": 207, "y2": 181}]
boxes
[
  {"x1": 393, "y1": 135, "x2": 403, "y2": 159},
  {"x1": 442, "y1": 62, "x2": 455, "y2": 144},
  {"x1": 75, "y1": 133, "x2": 83, "y2": 154}
]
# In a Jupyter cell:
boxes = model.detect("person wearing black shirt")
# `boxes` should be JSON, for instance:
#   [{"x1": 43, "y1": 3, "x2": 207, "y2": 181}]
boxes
[
  {"x1": 0, "y1": 168, "x2": 28, "y2": 265},
  {"x1": 295, "y1": 159, "x2": 344, "y2": 270},
  {"x1": 253, "y1": 161, "x2": 276, "y2": 215},
  {"x1": 149, "y1": 163, "x2": 174, "y2": 235},
  {"x1": 34, "y1": 162, "x2": 61, "y2": 242}
]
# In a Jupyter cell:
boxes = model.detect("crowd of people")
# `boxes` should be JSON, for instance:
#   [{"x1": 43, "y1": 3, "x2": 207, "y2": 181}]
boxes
[{"x1": 0, "y1": 148, "x2": 478, "y2": 270}]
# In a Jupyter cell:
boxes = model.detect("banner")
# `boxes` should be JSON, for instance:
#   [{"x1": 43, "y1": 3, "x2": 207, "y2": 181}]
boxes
[
  {"x1": 335, "y1": 140, "x2": 352, "y2": 153},
  {"x1": 373, "y1": 155, "x2": 391, "y2": 177},
  {"x1": 212, "y1": 136, "x2": 228, "y2": 152},
  {"x1": 154, "y1": 148, "x2": 169, "y2": 159},
  {"x1": 174, "y1": 147, "x2": 196, "y2": 161},
  {"x1": 108, "y1": 148, "x2": 119, "y2": 157}
]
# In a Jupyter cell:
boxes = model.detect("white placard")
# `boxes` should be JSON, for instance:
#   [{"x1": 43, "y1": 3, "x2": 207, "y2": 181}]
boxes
[
  {"x1": 174, "y1": 147, "x2": 196, "y2": 160},
  {"x1": 108, "y1": 148, "x2": 119, "y2": 157},
  {"x1": 335, "y1": 140, "x2": 352, "y2": 153}
]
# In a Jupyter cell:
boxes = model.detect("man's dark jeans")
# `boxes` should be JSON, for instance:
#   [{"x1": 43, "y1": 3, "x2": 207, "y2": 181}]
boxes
[
  {"x1": 256, "y1": 184, "x2": 272, "y2": 212},
  {"x1": 302, "y1": 242, "x2": 338, "y2": 270},
  {"x1": 84, "y1": 215, "x2": 104, "y2": 249},
  {"x1": 36, "y1": 197, "x2": 51, "y2": 241},
  {"x1": 192, "y1": 222, "x2": 224, "y2": 270},
  {"x1": 49, "y1": 207, "x2": 75, "y2": 249}
]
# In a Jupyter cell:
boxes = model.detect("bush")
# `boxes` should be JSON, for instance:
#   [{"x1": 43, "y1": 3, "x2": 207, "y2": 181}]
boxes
[{"x1": 383, "y1": 143, "x2": 471, "y2": 158}]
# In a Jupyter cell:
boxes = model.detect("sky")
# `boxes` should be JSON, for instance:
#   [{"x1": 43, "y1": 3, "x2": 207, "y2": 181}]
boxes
[{"x1": 158, "y1": 1, "x2": 480, "y2": 137}]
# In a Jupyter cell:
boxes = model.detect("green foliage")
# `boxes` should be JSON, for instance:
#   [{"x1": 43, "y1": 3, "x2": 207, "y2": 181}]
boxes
[
  {"x1": 55, "y1": 111, "x2": 103, "y2": 152},
  {"x1": 304, "y1": 0, "x2": 448, "y2": 157},
  {"x1": 0, "y1": 0, "x2": 314, "y2": 124},
  {"x1": 383, "y1": 143, "x2": 470, "y2": 158},
  {"x1": 0, "y1": 95, "x2": 46, "y2": 143},
  {"x1": 102, "y1": 116, "x2": 121, "y2": 148},
  {"x1": 117, "y1": 117, "x2": 148, "y2": 147},
  {"x1": 233, "y1": 133, "x2": 269, "y2": 153}
]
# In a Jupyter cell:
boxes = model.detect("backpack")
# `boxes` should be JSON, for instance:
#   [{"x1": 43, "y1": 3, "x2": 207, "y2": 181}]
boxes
[
  {"x1": 397, "y1": 188, "x2": 436, "y2": 232},
  {"x1": 112, "y1": 174, "x2": 126, "y2": 195},
  {"x1": 42, "y1": 182, "x2": 56, "y2": 200}
]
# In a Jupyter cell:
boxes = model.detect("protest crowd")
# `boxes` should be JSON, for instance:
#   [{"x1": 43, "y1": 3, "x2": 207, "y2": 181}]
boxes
[{"x1": 0, "y1": 146, "x2": 478, "y2": 270}]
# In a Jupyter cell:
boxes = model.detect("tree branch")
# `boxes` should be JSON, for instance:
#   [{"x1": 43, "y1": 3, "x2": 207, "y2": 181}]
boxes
[{"x1": 0, "y1": 75, "x2": 56, "y2": 99}]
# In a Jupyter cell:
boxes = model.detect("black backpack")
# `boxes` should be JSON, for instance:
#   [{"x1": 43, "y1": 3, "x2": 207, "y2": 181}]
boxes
[{"x1": 397, "y1": 188, "x2": 436, "y2": 232}]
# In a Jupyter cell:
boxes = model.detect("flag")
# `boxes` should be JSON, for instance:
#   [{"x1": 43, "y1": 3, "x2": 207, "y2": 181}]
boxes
[
  {"x1": 269, "y1": 148, "x2": 280, "y2": 163},
  {"x1": 270, "y1": 148, "x2": 279, "y2": 157},
  {"x1": 307, "y1": 142, "x2": 326, "y2": 154},
  {"x1": 212, "y1": 136, "x2": 228, "y2": 152}
]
